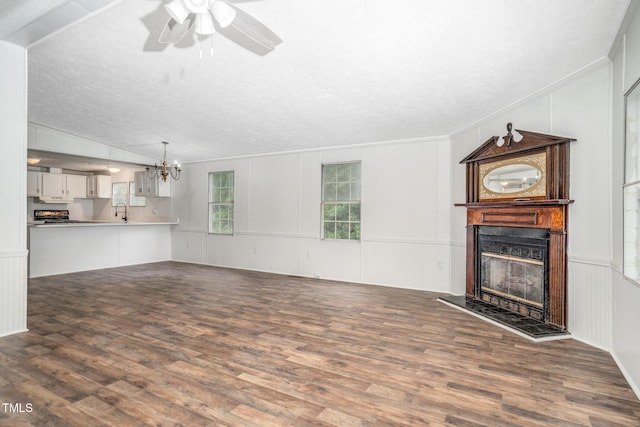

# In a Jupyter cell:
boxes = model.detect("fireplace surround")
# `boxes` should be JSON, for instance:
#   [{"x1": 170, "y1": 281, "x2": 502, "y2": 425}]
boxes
[{"x1": 445, "y1": 123, "x2": 575, "y2": 337}]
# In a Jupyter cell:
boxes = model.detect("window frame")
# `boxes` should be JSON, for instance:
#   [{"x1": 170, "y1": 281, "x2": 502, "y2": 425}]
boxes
[
  {"x1": 208, "y1": 170, "x2": 235, "y2": 235},
  {"x1": 321, "y1": 161, "x2": 361, "y2": 241},
  {"x1": 623, "y1": 77, "x2": 640, "y2": 285}
]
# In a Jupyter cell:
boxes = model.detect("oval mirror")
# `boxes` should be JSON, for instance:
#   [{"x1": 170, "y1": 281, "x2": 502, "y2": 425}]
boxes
[{"x1": 482, "y1": 164, "x2": 541, "y2": 194}]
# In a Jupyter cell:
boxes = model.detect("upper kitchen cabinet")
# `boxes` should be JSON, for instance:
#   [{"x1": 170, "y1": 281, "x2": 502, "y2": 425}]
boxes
[
  {"x1": 27, "y1": 171, "x2": 42, "y2": 197},
  {"x1": 65, "y1": 174, "x2": 87, "y2": 198},
  {"x1": 42, "y1": 173, "x2": 65, "y2": 199},
  {"x1": 134, "y1": 171, "x2": 170, "y2": 197},
  {"x1": 27, "y1": 171, "x2": 87, "y2": 203},
  {"x1": 28, "y1": 171, "x2": 87, "y2": 200},
  {"x1": 86, "y1": 175, "x2": 111, "y2": 198}
]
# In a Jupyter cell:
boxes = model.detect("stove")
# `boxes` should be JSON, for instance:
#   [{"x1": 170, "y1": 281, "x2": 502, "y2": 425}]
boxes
[{"x1": 34, "y1": 209, "x2": 73, "y2": 223}]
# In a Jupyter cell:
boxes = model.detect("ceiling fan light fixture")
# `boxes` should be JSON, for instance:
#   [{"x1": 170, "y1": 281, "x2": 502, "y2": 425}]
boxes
[
  {"x1": 211, "y1": 0, "x2": 236, "y2": 28},
  {"x1": 165, "y1": 0, "x2": 190, "y2": 24},
  {"x1": 195, "y1": 12, "x2": 215, "y2": 35},
  {"x1": 184, "y1": 0, "x2": 209, "y2": 14}
]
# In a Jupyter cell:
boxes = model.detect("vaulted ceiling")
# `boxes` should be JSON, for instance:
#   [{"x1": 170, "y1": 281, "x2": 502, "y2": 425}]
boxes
[{"x1": 1, "y1": 0, "x2": 632, "y2": 163}]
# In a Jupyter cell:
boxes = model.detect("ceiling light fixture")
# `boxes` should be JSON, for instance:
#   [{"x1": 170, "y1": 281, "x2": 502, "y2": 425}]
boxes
[
  {"x1": 165, "y1": 0, "x2": 190, "y2": 24},
  {"x1": 164, "y1": 0, "x2": 237, "y2": 33},
  {"x1": 108, "y1": 167, "x2": 120, "y2": 173},
  {"x1": 195, "y1": 12, "x2": 215, "y2": 35},
  {"x1": 147, "y1": 141, "x2": 181, "y2": 182},
  {"x1": 27, "y1": 158, "x2": 41, "y2": 165}
]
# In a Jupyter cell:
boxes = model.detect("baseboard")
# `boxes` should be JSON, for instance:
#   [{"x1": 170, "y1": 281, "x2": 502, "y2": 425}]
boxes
[
  {"x1": 611, "y1": 350, "x2": 640, "y2": 401},
  {"x1": 0, "y1": 328, "x2": 28, "y2": 338}
]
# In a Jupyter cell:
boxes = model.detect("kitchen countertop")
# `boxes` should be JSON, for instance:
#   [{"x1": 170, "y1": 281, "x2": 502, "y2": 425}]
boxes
[{"x1": 28, "y1": 218, "x2": 179, "y2": 227}]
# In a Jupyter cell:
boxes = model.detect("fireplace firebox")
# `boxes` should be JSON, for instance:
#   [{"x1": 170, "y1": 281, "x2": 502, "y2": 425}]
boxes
[
  {"x1": 446, "y1": 123, "x2": 575, "y2": 336},
  {"x1": 477, "y1": 226, "x2": 549, "y2": 321}
]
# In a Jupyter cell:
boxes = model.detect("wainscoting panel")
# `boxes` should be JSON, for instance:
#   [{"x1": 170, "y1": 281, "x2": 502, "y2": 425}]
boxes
[
  {"x1": 0, "y1": 251, "x2": 28, "y2": 337},
  {"x1": 360, "y1": 239, "x2": 443, "y2": 291},
  {"x1": 171, "y1": 230, "x2": 208, "y2": 264},
  {"x1": 567, "y1": 258, "x2": 612, "y2": 350}
]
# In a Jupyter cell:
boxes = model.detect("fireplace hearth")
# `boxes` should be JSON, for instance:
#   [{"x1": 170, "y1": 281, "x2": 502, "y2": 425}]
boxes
[
  {"x1": 443, "y1": 123, "x2": 575, "y2": 339},
  {"x1": 438, "y1": 295, "x2": 568, "y2": 339}
]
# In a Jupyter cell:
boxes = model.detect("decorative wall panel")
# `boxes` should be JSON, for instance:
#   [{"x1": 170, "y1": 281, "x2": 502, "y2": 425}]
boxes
[{"x1": 0, "y1": 252, "x2": 28, "y2": 337}]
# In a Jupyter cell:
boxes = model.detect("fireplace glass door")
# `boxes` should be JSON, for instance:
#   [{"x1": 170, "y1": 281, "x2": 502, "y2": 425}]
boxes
[
  {"x1": 481, "y1": 253, "x2": 544, "y2": 306},
  {"x1": 476, "y1": 226, "x2": 549, "y2": 320}
]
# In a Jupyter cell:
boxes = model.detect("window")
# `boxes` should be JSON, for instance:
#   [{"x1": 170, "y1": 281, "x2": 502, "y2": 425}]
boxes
[
  {"x1": 322, "y1": 162, "x2": 361, "y2": 240},
  {"x1": 625, "y1": 79, "x2": 640, "y2": 283},
  {"x1": 208, "y1": 171, "x2": 234, "y2": 234}
]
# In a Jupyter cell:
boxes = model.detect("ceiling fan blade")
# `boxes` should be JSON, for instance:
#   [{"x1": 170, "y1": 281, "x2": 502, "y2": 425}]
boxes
[
  {"x1": 159, "y1": 15, "x2": 194, "y2": 44},
  {"x1": 141, "y1": 6, "x2": 172, "y2": 52},
  {"x1": 220, "y1": 4, "x2": 282, "y2": 55}
]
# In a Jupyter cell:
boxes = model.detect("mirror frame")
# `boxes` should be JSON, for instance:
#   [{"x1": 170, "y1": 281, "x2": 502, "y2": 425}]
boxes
[{"x1": 478, "y1": 151, "x2": 547, "y2": 201}]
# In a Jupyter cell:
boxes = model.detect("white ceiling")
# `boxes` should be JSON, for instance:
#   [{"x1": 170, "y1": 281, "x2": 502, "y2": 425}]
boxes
[{"x1": 2, "y1": 0, "x2": 632, "y2": 164}]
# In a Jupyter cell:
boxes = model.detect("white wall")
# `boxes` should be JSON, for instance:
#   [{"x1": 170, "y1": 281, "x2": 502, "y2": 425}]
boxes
[
  {"x1": 0, "y1": 41, "x2": 28, "y2": 336},
  {"x1": 610, "y1": 4, "x2": 640, "y2": 399},
  {"x1": 172, "y1": 137, "x2": 451, "y2": 291}
]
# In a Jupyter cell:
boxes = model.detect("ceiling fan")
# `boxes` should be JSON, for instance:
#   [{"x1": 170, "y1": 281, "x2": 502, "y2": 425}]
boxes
[{"x1": 157, "y1": 0, "x2": 282, "y2": 56}]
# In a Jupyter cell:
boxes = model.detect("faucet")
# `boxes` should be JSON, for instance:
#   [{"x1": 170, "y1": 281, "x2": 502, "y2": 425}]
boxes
[{"x1": 115, "y1": 203, "x2": 128, "y2": 222}]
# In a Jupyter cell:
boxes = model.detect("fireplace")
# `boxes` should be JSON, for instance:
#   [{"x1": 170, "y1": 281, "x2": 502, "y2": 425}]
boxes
[
  {"x1": 477, "y1": 226, "x2": 549, "y2": 321},
  {"x1": 445, "y1": 123, "x2": 574, "y2": 337}
]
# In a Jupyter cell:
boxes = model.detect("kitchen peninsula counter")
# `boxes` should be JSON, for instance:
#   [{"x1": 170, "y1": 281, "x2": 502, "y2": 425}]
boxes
[
  {"x1": 28, "y1": 219, "x2": 177, "y2": 277},
  {"x1": 28, "y1": 218, "x2": 179, "y2": 227}
]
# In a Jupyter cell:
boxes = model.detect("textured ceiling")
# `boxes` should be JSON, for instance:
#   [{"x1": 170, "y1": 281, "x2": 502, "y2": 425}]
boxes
[{"x1": 14, "y1": 0, "x2": 632, "y2": 163}]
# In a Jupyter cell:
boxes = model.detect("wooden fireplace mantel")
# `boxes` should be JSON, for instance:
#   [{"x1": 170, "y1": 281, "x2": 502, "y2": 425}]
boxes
[
  {"x1": 457, "y1": 199, "x2": 573, "y2": 230},
  {"x1": 457, "y1": 124, "x2": 575, "y2": 329}
]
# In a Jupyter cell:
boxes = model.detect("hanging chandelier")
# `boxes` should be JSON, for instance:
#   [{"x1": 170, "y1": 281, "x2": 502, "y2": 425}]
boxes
[{"x1": 147, "y1": 141, "x2": 181, "y2": 182}]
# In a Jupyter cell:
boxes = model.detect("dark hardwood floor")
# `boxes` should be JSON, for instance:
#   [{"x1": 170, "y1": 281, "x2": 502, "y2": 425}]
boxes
[{"x1": 1, "y1": 261, "x2": 639, "y2": 426}]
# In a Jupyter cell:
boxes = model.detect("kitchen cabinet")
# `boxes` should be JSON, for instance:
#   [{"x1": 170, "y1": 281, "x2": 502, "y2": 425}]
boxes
[
  {"x1": 29, "y1": 172, "x2": 87, "y2": 200},
  {"x1": 42, "y1": 173, "x2": 66, "y2": 198},
  {"x1": 66, "y1": 174, "x2": 87, "y2": 198},
  {"x1": 134, "y1": 171, "x2": 170, "y2": 197},
  {"x1": 27, "y1": 171, "x2": 42, "y2": 197},
  {"x1": 86, "y1": 175, "x2": 111, "y2": 198}
]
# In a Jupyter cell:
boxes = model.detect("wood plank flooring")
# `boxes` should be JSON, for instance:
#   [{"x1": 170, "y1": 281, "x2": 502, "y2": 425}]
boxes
[{"x1": 1, "y1": 261, "x2": 639, "y2": 426}]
